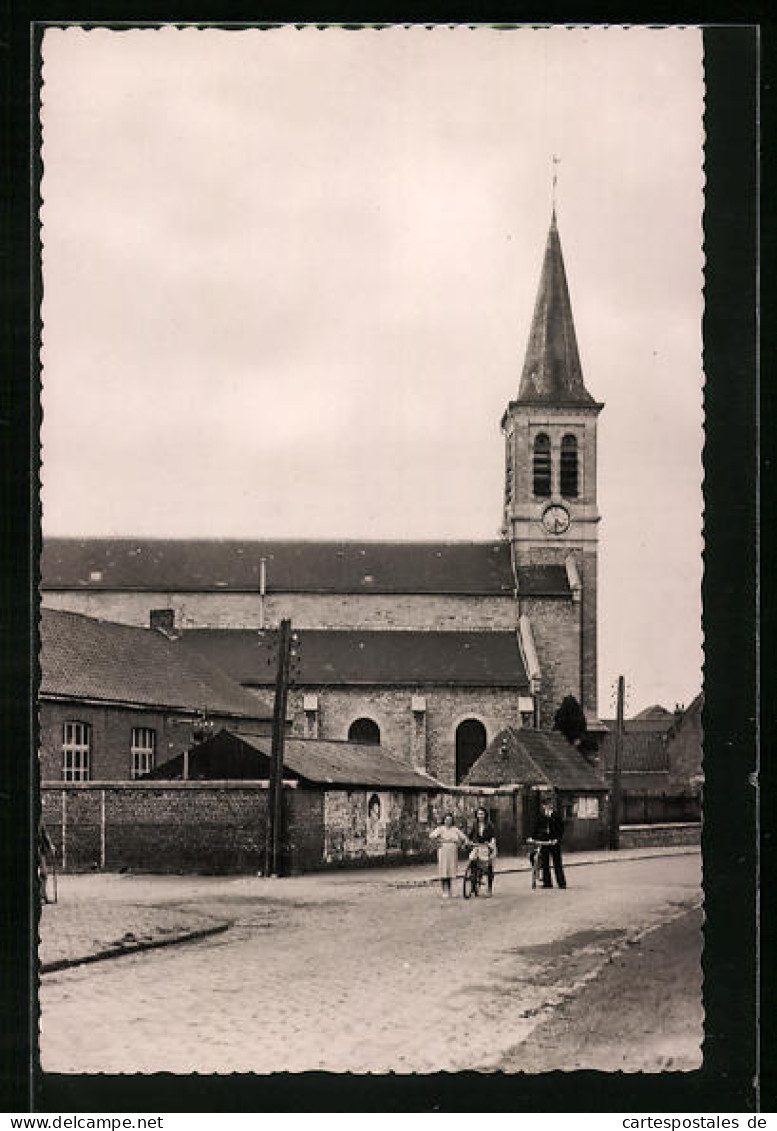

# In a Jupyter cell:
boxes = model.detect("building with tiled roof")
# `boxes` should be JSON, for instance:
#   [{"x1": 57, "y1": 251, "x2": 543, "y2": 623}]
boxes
[
  {"x1": 40, "y1": 212, "x2": 603, "y2": 785},
  {"x1": 150, "y1": 729, "x2": 441, "y2": 790},
  {"x1": 463, "y1": 726, "x2": 609, "y2": 850},
  {"x1": 39, "y1": 608, "x2": 271, "y2": 781}
]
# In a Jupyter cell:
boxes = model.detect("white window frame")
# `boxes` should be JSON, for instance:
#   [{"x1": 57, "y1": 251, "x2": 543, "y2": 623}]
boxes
[
  {"x1": 62, "y1": 721, "x2": 91, "y2": 781},
  {"x1": 130, "y1": 726, "x2": 156, "y2": 779},
  {"x1": 574, "y1": 795, "x2": 600, "y2": 820}
]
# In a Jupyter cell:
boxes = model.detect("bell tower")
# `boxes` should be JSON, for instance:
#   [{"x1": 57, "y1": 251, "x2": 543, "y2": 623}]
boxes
[{"x1": 502, "y1": 210, "x2": 603, "y2": 717}]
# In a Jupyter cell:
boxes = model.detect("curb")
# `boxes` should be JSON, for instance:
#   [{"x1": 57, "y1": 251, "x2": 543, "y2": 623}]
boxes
[
  {"x1": 389, "y1": 846, "x2": 701, "y2": 888},
  {"x1": 41, "y1": 919, "x2": 231, "y2": 974}
]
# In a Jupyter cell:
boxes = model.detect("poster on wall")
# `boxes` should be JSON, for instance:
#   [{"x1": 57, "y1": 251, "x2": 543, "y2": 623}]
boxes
[{"x1": 365, "y1": 792, "x2": 389, "y2": 856}]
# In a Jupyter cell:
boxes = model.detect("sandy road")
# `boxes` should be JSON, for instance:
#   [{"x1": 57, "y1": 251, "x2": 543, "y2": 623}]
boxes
[{"x1": 40, "y1": 853, "x2": 702, "y2": 1075}]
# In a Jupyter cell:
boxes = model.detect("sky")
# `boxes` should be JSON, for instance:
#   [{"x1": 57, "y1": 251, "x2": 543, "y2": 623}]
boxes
[{"x1": 39, "y1": 25, "x2": 705, "y2": 717}]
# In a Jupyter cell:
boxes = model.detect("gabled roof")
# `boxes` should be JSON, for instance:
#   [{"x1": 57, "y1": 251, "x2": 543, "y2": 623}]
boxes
[
  {"x1": 40, "y1": 608, "x2": 266, "y2": 718},
  {"x1": 150, "y1": 729, "x2": 440, "y2": 790},
  {"x1": 179, "y1": 628, "x2": 529, "y2": 689},
  {"x1": 464, "y1": 727, "x2": 607, "y2": 791},
  {"x1": 632, "y1": 703, "x2": 674, "y2": 722},
  {"x1": 41, "y1": 538, "x2": 517, "y2": 596},
  {"x1": 513, "y1": 212, "x2": 600, "y2": 409},
  {"x1": 600, "y1": 706, "x2": 676, "y2": 736}
]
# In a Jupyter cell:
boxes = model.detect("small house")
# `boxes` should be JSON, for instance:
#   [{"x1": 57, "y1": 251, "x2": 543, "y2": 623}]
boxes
[{"x1": 463, "y1": 726, "x2": 610, "y2": 850}]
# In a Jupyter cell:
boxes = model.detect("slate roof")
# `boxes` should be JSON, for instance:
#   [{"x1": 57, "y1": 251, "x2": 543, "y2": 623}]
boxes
[
  {"x1": 464, "y1": 727, "x2": 607, "y2": 791},
  {"x1": 40, "y1": 608, "x2": 266, "y2": 718},
  {"x1": 150, "y1": 729, "x2": 440, "y2": 789},
  {"x1": 179, "y1": 629, "x2": 529, "y2": 689},
  {"x1": 41, "y1": 538, "x2": 518, "y2": 596},
  {"x1": 513, "y1": 212, "x2": 601, "y2": 409},
  {"x1": 516, "y1": 564, "x2": 570, "y2": 596}
]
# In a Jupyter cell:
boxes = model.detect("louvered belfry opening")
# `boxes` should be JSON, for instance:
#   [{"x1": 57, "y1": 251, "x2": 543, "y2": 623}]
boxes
[
  {"x1": 560, "y1": 434, "x2": 579, "y2": 498},
  {"x1": 532, "y1": 433, "x2": 552, "y2": 497}
]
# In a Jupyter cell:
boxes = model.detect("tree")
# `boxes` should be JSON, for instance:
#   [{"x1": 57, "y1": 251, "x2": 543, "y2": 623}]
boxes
[{"x1": 553, "y1": 695, "x2": 588, "y2": 745}]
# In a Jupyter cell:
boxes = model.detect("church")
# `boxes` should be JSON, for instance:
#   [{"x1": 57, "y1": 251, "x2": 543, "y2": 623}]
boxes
[{"x1": 40, "y1": 211, "x2": 603, "y2": 787}]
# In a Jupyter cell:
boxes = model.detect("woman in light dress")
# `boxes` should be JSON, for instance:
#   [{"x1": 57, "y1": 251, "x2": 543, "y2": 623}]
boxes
[{"x1": 429, "y1": 812, "x2": 468, "y2": 898}]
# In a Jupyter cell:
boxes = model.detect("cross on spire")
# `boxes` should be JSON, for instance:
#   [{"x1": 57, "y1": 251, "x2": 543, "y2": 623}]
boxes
[{"x1": 551, "y1": 154, "x2": 561, "y2": 212}]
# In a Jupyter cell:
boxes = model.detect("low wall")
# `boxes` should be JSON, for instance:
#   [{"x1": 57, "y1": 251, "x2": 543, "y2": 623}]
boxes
[
  {"x1": 621, "y1": 791, "x2": 701, "y2": 826},
  {"x1": 41, "y1": 782, "x2": 322, "y2": 875},
  {"x1": 41, "y1": 781, "x2": 514, "y2": 875},
  {"x1": 618, "y1": 822, "x2": 702, "y2": 849},
  {"x1": 41, "y1": 781, "x2": 613, "y2": 874}
]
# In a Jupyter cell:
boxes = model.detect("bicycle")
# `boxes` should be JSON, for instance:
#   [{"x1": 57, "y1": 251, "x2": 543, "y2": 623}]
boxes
[
  {"x1": 526, "y1": 838, "x2": 558, "y2": 890},
  {"x1": 462, "y1": 843, "x2": 494, "y2": 899}
]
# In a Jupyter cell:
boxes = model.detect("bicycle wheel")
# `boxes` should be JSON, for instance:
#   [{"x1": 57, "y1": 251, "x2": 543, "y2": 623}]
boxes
[
  {"x1": 471, "y1": 864, "x2": 481, "y2": 897},
  {"x1": 462, "y1": 866, "x2": 474, "y2": 900}
]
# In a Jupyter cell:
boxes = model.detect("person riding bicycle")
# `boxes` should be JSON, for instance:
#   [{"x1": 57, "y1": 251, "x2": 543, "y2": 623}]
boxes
[
  {"x1": 467, "y1": 805, "x2": 496, "y2": 895},
  {"x1": 530, "y1": 794, "x2": 567, "y2": 889}
]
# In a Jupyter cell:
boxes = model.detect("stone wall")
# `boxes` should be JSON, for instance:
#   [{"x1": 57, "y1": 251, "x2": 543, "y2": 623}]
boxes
[
  {"x1": 618, "y1": 823, "x2": 702, "y2": 850},
  {"x1": 280, "y1": 684, "x2": 525, "y2": 784},
  {"x1": 519, "y1": 596, "x2": 581, "y2": 727},
  {"x1": 41, "y1": 589, "x2": 517, "y2": 632}
]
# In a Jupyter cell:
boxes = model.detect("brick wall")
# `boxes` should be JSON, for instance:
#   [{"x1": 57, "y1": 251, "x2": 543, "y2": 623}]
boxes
[
  {"x1": 40, "y1": 782, "x2": 509, "y2": 874},
  {"x1": 39, "y1": 699, "x2": 269, "y2": 782},
  {"x1": 41, "y1": 590, "x2": 517, "y2": 632},
  {"x1": 40, "y1": 782, "x2": 323, "y2": 874},
  {"x1": 40, "y1": 780, "x2": 610, "y2": 874}
]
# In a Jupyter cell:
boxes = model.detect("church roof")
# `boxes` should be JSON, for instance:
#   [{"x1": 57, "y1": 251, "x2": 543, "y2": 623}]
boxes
[
  {"x1": 41, "y1": 538, "x2": 517, "y2": 596},
  {"x1": 463, "y1": 726, "x2": 607, "y2": 791},
  {"x1": 40, "y1": 607, "x2": 266, "y2": 719},
  {"x1": 149, "y1": 729, "x2": 440, "y2": 790},
  {"x1": 179, "y1": 629, "x2": 529, "y2": 689},
  {"x1": 41, "y1": 537, "x2": 573, "y2": 599},
  {"x1": 513, "y1": 212, "x2": 600, "y2": 408}
]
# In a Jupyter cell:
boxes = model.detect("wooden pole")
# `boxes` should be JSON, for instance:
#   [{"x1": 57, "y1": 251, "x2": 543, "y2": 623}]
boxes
[
  {"x1": 609, "y1": 675, "x2": 624, "y2": 850},
  {"x1": 265, "y1": 618, "x2": 292, "y2": 877}
]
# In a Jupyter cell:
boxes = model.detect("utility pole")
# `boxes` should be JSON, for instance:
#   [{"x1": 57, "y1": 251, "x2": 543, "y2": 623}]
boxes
[
  {"x1": 609, "y1": 675, "x2": 625, "y2": 850},
  {"x1": 265, "y1": 618, "x2": 292, "y2": 878}
]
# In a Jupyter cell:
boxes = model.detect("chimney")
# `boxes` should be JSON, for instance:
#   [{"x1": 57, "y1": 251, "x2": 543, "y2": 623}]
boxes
[{"x1": 150, "y1": 608, "x2": 176, "y2": 636}]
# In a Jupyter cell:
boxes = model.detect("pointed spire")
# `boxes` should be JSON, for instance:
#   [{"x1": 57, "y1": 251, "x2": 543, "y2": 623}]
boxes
[{"x1": 515, "y1": 213, "x2": 598, "y2": 407}]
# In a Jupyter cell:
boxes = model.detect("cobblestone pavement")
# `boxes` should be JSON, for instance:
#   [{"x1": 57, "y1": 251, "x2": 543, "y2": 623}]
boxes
[{"x1": 39, "y1": 852, "x2": 702, "y2": 1075}]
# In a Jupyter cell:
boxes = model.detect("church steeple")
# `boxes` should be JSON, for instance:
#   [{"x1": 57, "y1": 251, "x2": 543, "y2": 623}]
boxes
[
  {"x1": 501, "y1": 209, "x2": 603, "y2": 723},
  {"x1": 515, "y1": 210, "x2": 598, "y2": 407}
]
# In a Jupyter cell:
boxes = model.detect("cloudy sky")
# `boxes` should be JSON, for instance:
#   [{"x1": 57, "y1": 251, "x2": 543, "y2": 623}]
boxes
[{"x1": 40, "y1": 25, "x2": 704, "y2": 716}]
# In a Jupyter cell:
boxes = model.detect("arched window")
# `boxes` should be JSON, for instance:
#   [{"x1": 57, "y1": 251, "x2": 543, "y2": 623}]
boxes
[
  {"x1": 532, "y1": 433, "x2": 552, "y2": 497},
  {"x1": 348, "y1": 717, "x2": 381, "y2": 745},
  {"x1": 455, "y1": 719, "x2": 487, "y2": 784},
  {"x1": 560, "y1": 434, "x2": 579, "y2": 498}
]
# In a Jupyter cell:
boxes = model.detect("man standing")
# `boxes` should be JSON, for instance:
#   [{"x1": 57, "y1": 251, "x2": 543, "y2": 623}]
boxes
[{"x1": 532, "y1": 795, "x2": 567, "y2": 889}]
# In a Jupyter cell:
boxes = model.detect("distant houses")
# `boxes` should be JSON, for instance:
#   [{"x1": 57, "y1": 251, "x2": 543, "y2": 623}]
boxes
[{"x1": 597, "y1": 697, "x2": 703, "y2": 825}]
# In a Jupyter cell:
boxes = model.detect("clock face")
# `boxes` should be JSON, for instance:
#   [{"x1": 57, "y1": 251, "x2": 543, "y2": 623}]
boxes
[{"x1": 542, "y1": 504, "x2": 570, "y2": 535}]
